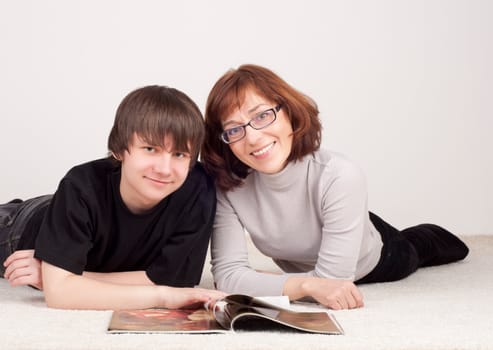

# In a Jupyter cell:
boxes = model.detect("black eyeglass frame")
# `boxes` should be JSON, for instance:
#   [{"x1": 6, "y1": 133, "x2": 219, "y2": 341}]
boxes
[{"x1": 220, "y1": 104, "x2": 282, "y2": 144}]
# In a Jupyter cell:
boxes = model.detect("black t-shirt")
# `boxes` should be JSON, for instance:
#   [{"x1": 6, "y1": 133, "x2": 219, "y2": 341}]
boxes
[{"x1": 33, "y1": 158, "x2": 216, "y2": 287}]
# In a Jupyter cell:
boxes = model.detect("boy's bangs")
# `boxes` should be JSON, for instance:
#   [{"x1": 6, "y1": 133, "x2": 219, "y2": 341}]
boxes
[{"x1": 138, "y1": 111, "x2": 192, "y2": 153}]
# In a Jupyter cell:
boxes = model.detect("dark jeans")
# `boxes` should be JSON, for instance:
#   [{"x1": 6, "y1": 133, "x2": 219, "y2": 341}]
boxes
[
  {"x1": 0, "y1": 195, "x2": 52, "y2": 275},
  {"x1": 356, "y1": 212, "x2": 469, "y2": 284},
  {"x1": 356, "y1": 212, "x2": 420, "y2": 284}
]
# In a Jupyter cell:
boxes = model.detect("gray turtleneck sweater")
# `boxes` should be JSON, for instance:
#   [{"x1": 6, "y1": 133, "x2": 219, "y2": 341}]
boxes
[{"x1": 210, "y1": 148, "x2": 383, "y2": 296}]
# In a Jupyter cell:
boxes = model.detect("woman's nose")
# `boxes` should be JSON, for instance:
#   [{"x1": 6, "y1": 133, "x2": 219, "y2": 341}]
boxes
[{"x1": 243, "y1": 125, "x2": 263, "y2": 145}]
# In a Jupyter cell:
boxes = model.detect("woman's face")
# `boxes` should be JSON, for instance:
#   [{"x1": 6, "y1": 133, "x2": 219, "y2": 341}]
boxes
[{"x1": 222, "y1": 89, "x2": 293, "y2": 174}]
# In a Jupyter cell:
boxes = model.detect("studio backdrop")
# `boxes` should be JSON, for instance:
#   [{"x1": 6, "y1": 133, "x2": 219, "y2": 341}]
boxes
[{"x1": 1, "y1": 0, "x2": 491, "y2": 234}]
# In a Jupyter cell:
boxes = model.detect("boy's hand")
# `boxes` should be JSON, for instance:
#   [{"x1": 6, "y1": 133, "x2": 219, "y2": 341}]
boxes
[
  {"x1": 159, "y1": 286, "x2": 227, "y2": 309},
  {"x1": 3, "y1": 250, "x2": 43, "y2": 290}
]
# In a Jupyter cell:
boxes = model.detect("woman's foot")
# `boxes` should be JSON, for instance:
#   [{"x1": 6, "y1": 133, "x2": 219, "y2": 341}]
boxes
[{"x1": 402, "y1": 224, "x2": 469, "y2": 267}]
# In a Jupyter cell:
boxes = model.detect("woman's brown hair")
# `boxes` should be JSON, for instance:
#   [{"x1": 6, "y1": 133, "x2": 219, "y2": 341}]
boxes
[{"x1": 202, "y1": 64, "x2": 322, "y2": 191}]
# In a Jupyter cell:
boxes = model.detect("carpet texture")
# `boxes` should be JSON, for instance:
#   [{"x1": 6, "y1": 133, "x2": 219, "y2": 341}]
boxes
[{"x1": 0, "y1": 235, "x2": 491, "y2": 350}]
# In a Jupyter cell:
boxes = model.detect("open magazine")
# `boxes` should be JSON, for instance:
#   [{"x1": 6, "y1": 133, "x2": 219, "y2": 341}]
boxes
[{"x1": 107, "y1": 294, "x2": 343, "y2": 334}]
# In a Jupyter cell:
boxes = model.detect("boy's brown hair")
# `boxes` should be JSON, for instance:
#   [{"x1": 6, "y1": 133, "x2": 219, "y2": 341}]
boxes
[{"x1": 108, "y1": 85, "x2": 204, "y2": 166}]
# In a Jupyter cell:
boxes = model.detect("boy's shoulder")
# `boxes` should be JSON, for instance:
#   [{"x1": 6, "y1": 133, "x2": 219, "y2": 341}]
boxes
[
  {"x1": 174, "y1": 161, "x2": 215, "y2": 198},
  {"x1": 186, "y1": 161, "x2": 212, "y2": 184},
  {"x1": 60, "y1": 158, "x2": 117, "y2": 193},
  {"x1": 66, "y1": 158, "x2": 117, "y2": 178}
]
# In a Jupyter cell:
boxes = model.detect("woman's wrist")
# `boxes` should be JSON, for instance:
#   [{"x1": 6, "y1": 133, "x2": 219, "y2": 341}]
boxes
[{"x1": 283, "y1": 276, "x2": 313, "y2": 300}]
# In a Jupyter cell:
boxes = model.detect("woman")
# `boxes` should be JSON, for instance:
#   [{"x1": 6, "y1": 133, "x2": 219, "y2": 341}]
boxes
[{"x1": 201, "y1": 64, "x2": 469, "y2": 310}]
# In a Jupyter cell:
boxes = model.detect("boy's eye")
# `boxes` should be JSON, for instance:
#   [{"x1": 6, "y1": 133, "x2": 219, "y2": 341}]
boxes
[
  {"x1": 144, "y1": 146, "x2": 156, "y2": 152},
  {"x1": 173, "y1": 152, "x2": 190, "y2": 158}
]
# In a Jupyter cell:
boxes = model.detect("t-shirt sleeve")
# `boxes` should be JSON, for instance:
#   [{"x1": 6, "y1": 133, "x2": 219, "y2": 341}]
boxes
[{"x1": 34, "y1": 179, "x2": 93, "y2": 274}]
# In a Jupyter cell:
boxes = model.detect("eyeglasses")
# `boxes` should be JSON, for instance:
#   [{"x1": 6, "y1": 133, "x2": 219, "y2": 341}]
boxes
[{"x1": 220, "y1": 104, "x2": 282, "y2": 144}]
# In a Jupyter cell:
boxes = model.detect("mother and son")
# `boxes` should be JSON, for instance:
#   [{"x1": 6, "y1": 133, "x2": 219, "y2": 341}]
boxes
[{"x1": 1, "y1": 64, "x2": 468, "y2": 311}]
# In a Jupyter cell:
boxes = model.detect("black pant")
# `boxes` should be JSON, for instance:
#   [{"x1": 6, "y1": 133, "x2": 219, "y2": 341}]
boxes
[
  {"x1": 356, "y1": 213, "x2": 419, "y2": 284},
  {"x1": 0, "y1": 196, "x2": 52, "y2": 276},
  {"x1": 356, "y1": 212, "x2": 469, "y2": 284}
]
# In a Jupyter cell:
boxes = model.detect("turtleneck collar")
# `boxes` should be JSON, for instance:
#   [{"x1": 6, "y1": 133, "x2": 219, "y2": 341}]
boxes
[{"x1": 253, "y1": 155, "x2": 310, "y2": 192}]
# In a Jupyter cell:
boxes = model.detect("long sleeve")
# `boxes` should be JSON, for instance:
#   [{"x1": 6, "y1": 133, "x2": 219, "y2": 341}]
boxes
[
  {"x1": 313, "y1": 157, "x2": 372, "y2": 279},
  {"x1": 210, "y1": 149, "x2": 383, "y2": 296},
  {"x1": 210, "y1": 190, "x2": 290, "y2": 296}
]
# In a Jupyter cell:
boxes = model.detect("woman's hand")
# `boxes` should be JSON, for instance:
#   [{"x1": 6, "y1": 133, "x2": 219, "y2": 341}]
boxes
[
  {"x1": 284, "y1": 276, "x2": 364, "y2": 310},
  {"x1": 3, "y1": 250, "x2": 43, "y2": 290}
]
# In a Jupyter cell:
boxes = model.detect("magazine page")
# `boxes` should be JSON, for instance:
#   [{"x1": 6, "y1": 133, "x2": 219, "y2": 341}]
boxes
[
  {"x1": 107, "y1": 294, "x2": 343, "y2": 334},
  {"x1": 212, "y1": 294, "x2": 291, "y2": 330},
  {"x1": 224, "y1": 294, "x2": 291, "y2": 310},
  {"x1": 213, "y1": 295, "x2": 343, "y2": 334},
  {"x1": 226, "y1": 304, "x2": 344, "y2": 334},
  {"x1": 107, "y1": 308, "x2": 227, "y2": 334}
]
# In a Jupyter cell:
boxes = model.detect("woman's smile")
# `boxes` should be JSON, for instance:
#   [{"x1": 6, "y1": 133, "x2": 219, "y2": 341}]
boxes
[
  {"x1": 251, "y1": 142, "x2": 275, "y2": 157},
  {"x1": 227, "y1": 90, "x2": 293, "y2": 174}
]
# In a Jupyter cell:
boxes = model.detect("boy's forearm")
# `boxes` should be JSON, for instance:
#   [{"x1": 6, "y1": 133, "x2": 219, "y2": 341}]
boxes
[
  {"x1": 82, "y1": 270, "x2": 154, "y2": 286},
  {"x1": 42, "y1": 262, "x2": 163, "y2": 310}
]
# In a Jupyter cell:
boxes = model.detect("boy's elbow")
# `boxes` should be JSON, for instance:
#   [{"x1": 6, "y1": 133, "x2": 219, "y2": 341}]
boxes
[
  {"x1": 43, "y1": 288, "x2": 72, "y2": 309},
  {"x1": 44, "y1": 297, "x2": 64, "y2": 309},
  {"x1": 41, "y1": 261, "x2": 79, "y2": 309}
]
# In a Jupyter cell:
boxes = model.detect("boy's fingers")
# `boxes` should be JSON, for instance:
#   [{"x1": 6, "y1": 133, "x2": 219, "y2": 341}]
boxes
[
  {"x1": 6, "y1": 266, "x2": 31, "y2": 282},
  {"x1": 4, "y1": 250, "x2": 34, "y2": 266},
  {"x1": 9, "y1": 274, "x2": 35, "y2": 287},
  {"x1": 4, "y1": 256, "x2": 40, "y2": 281}
]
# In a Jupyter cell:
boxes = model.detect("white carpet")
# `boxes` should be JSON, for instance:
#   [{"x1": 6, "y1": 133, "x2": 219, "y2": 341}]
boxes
[{"x1": 1, "y1": 235, "x2": 491, "y2": 350}]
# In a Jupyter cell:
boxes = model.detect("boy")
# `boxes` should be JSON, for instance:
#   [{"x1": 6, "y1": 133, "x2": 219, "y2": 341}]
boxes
[{"x1": 1, "y1": 85, "x2": 224, "y2": 310}]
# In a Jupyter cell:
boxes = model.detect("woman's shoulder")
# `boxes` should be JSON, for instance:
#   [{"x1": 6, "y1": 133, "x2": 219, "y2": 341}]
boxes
[
  {"x1": 310, "y1": 149, "x2": 366, "y2": 186},
  {"x1": 311, "y1": 148, "x2": 361, "y2": 171}
]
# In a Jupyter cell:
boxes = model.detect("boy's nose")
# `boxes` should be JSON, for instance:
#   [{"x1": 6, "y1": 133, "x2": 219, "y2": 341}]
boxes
[{"x1": 154, "y1": 154, "x2": 172, "y2": 174}]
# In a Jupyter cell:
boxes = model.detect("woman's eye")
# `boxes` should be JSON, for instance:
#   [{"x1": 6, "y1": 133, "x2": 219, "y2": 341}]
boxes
[
  {"x1": 256, "y1": 110, "x2": 273, "y2": 121},
  {"x1": 227, "y1": 127, "x2": 242, "y2": 136}
]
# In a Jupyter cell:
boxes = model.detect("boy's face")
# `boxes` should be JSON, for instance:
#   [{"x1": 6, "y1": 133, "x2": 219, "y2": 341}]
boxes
[{"x1": 118, "y1": 133, "x2": 191, "y2": 214}]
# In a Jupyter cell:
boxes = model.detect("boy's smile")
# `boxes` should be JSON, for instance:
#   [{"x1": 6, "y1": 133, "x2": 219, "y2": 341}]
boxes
[{"x1": 118, "y1": 133, "x2": 191, "y2": 214}]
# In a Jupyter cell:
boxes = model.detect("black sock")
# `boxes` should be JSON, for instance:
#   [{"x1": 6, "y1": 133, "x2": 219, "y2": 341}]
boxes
[{"x1": 401, "y1": 224, "x2": 469, "y2": 267}]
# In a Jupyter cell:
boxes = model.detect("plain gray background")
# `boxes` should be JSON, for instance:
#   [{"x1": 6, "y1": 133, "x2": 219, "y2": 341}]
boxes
[{"x1": 1, "y1": 0, "x2": 491, "y2": 235}]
